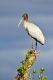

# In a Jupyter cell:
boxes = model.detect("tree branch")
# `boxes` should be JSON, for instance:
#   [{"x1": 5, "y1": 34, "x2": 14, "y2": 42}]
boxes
[{"x1": 14, "y1": 48, "x2": 40, "y2": 80}]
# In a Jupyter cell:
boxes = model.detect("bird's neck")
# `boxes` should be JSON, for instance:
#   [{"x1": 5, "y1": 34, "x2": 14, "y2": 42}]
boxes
[{"x1": 23, "y1": 20, "x2": 28, "y2": 30}]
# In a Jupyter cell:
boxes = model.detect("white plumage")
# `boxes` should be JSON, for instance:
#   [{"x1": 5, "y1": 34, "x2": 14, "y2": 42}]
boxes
[
  {"x1": 18, "y1": 13, "x2": 46, "y2": 49},
  {"x1": 24, "y1": 21, "x2": 45, "y2": 45}
]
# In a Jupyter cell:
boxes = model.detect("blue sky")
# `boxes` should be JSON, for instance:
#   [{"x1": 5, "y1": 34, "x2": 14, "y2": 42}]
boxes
[{"x1": 0, "y1": 0, "x2": 53, "y2": 80}]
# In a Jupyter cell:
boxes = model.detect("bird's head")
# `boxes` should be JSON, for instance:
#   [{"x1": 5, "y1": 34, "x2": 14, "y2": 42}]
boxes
[{"x1": 18, "y1": 13, "x2": 28, "y2": 27}]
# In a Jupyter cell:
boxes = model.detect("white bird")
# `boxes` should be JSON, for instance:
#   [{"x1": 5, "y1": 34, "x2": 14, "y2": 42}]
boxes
[{"x1": 18, "y1": 13, "x2": 46, "y2": 49}]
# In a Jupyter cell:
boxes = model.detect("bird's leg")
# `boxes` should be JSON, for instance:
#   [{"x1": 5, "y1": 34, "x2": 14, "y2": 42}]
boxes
[
  {"x1": 32, "y1": 38, "x2": 33, "y2": 49},
  {"x1": 35, "y1": 40, "x2": 37, "y2": 50}
]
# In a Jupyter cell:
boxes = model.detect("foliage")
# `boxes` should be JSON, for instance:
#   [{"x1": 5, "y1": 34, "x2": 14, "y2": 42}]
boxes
[
  {"x1": 15, "y1": 49, "x2": 48, "y2": 80},
  {"x1": 38, "y1": 67, "x2": 48, "y2": 80}
]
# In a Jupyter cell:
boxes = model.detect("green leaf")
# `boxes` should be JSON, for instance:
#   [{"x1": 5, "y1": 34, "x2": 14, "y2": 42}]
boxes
[
  {"x1": 33, "y1": 70, "x2": 36, "y2": 74},
  {"x1": 40, "y1": 67, "x2": 45, "y2": 72}
]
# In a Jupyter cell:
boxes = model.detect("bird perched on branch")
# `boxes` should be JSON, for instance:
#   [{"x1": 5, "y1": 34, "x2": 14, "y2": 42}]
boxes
[{"x1": 18, "y1": 13, "x2": 46, "y2": 49}]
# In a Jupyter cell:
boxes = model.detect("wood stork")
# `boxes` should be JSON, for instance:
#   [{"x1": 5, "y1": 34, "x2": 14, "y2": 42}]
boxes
[{"x1": 18, "y1": 13, "x2": 46, "y2": 49}]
